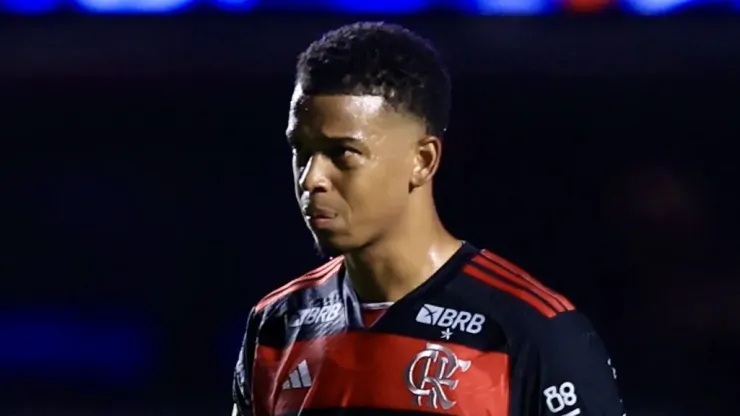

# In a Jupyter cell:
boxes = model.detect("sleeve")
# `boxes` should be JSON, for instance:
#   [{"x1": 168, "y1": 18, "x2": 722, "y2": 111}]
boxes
[
  {"x1": 529, "y1": 312, "x2": 625, "y2": 416},
  {"x1": 232, "y1": 307, "x2": 259, "y2": 416}
]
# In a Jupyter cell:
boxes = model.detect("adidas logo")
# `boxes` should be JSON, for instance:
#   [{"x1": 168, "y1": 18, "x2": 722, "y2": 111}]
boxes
[{"x1": 281, "y1": 360, "x2": 312, "y2": 390}]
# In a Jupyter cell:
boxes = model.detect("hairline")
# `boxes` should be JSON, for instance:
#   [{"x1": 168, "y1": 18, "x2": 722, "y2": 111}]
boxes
[{"x1": 291, "y1": 84, "x2": 429, "y2": 131}]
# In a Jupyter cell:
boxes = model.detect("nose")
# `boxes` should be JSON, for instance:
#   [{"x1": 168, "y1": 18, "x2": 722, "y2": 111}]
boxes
[{"x1": 298, "y1": 154, "x2": 331, "y2": 193}]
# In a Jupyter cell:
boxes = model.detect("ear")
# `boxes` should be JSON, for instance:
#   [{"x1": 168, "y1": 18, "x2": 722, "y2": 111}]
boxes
[{"x1": 410, "y1": 135, "x2": 443, "y2": 189}]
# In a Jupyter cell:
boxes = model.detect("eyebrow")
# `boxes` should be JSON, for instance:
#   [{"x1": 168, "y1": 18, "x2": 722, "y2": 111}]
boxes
[{"x1": 287, "y1": 134, "x2": 364, "y2": 145}]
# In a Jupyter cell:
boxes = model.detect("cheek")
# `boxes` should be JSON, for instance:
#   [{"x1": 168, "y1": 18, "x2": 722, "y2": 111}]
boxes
[{"x1": 343, "y1": 162, "x2": 410, "y2": 212}]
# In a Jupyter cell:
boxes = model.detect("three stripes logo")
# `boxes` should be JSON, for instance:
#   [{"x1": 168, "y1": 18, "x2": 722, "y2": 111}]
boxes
[{"x1": 281, "y1": 360, "x2": 313, "y2": 390}]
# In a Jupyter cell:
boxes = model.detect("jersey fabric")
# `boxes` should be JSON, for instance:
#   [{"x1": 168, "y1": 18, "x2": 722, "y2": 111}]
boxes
[
  {"x1": 360, "y1": 302, "x2": 393, "y2": 327},
  {"x1": 232, "y1": 242, "x2": 624, "y2": 416}
]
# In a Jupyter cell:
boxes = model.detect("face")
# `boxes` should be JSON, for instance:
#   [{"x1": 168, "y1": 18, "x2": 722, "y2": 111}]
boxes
[{"x1": 286, "y1": 87, "x2": 429, "y2": 254}]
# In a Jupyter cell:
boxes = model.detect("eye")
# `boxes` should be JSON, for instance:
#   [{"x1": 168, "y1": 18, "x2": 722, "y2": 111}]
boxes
[{"x1": 327, "y1": 146, "x2": 357, "y2": 160}]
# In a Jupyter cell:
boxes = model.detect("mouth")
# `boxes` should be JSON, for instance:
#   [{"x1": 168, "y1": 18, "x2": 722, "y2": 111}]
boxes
[{"x1": 303, "y1": 208, "x2": 338, "y2": 230}]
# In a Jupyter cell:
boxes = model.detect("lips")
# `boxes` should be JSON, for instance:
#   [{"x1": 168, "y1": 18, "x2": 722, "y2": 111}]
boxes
[
  {"x1": 303, "y1": 206, "x2": 338, "y2": 230},
  {"x1": 303, "y1": 205, "x2": 337, "y2": 219}
]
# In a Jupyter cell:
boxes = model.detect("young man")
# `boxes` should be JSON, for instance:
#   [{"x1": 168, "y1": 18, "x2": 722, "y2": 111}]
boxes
[{"x1": 232, "y1": 22, "x2": 624, "y2": 416}]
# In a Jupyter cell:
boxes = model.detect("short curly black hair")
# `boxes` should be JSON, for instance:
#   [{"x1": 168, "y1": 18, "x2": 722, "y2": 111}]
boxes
[{"x1": 296, "y1": 22, "x2": 451, "y2": 138}]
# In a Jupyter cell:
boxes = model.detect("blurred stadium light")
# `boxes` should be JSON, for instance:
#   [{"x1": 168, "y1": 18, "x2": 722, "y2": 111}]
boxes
[
  {"x1": 73, "y1": 0, "x2": 195, "y2": 13},
  {"x1": 622, "y1": 0, "x2": 696, "y2": 14},
  {"x1": 327, "y1": 0, "x2": 431, "y2": 13},
  {"x1": 471, "y1": 0, "x2": 553, "y2": 15},
  {"x1": 0, "y1": 0, "x2": 733, "y2": 14},
  {"x1": 0, "y1": 308, "x2": 153, "y2": 383}
]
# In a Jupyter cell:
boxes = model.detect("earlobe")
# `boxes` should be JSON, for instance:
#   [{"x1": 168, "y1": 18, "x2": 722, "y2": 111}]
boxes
[{"x1": 410, "y1": 136, "x2": 442, "y2": 188}]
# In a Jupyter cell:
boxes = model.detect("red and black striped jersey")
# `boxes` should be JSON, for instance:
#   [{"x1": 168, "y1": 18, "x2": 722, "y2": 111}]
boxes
[{"x1": 232, "y1": 242, "x2": 624, "y2": 416}]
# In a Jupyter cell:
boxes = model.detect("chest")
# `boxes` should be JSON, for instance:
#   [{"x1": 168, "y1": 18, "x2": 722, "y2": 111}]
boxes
[{"x1": 252, "y1": 330, "x2": 511, "y2": 416}]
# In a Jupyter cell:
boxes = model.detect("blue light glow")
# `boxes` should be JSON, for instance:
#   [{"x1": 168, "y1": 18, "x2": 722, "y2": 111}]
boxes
[
  {"x1": 0, "y1": 309, "x2": 152, "y2": 381},
  {"x1": 0, "y1": 1, "x2": 733, "y2": 20},
  {"x1": 472, "y1": 0, "x2": 551, "y2": 14},
  {"x1": 2, "y1": 0, "x2": 59, "y2": 13},
  {"x1": 212, "y1": 0, "x2": 258, "y2": 11},
  {"x1": 621, "y1": 0, "x2": 698, "y2": 14},
  {"x1": 74, "y1": 0, "x2": 192, "y2": 13},
  {"x1": 326, "y1": 0, "x2": 431, "y2": 13}
]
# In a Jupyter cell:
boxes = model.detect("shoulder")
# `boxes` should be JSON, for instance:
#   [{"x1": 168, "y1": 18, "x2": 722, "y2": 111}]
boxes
[
  {"x1": 459, "y1": 248, "x2": 576, "y2": 320},
  {"x1": 253, "y1": 256, "x2": 344, "y2": 317},
  {"x1": 471, "y1": 252, "x2": 606, "y2": 354},
  {"x1": 461, "y1": 250, "x2": 614, "y2": 371}
]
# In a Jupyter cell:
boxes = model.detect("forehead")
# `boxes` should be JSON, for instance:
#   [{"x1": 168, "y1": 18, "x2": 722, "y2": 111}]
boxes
[{"x1": 286, "y1": 88, "x2": 409, "y2": 139}]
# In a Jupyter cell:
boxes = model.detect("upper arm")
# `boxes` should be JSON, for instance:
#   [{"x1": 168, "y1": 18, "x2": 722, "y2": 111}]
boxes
[
  {"x1": 531, "y1": 312, "x2": 624, "y2": 416},
  {"x1": 232, "y1": 307, "x2": 259, "y2": 416}
]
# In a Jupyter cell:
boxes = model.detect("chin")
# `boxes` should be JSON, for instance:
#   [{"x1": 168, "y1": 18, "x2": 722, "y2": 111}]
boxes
[{"x1": 311, "y1": 231, "x2": 361, "y2": 258}]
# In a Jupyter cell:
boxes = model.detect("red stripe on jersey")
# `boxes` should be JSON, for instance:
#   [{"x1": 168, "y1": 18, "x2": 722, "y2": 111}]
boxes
[
  {"x1": 255, "y1": 257, "x2": 344, "y2": 313},
  {"x1": 252, "y1": 332, "x2": 509, "y2": 416},
  {"x1": 480, "y1": 250, "x2": 575, "y2": 311},
  {"x1": 463, "y1": 264, "x2": 558, "y2": 318},
  {"x1": 471, "y1": 255, "x2": 566, "y2": 313}
]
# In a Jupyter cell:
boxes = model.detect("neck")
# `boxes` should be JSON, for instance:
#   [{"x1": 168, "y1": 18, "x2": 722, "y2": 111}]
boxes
[{"x1": 343, "y1": 202, "x2": 461, "y2": 303}]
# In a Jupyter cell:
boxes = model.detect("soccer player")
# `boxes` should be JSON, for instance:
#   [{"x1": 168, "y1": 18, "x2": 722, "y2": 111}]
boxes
[{"x1": 232, "y1": 22, "x2": 624, "y2": 416}]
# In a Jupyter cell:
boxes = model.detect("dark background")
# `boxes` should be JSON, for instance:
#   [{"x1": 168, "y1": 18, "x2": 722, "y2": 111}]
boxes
[{"x1": 2, "y1": 14, "x2": 739, "y2": 416}]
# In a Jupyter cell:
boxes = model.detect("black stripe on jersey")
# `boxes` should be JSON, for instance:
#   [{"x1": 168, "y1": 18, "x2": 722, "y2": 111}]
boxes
[{"x1": 279, "y1": 408, "x2": 448, "y2": 416}]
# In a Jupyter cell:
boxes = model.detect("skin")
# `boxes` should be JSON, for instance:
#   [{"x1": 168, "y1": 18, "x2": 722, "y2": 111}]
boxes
[{"x1": 286, "y1": 85, "x2": 462, "y2": 302}]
